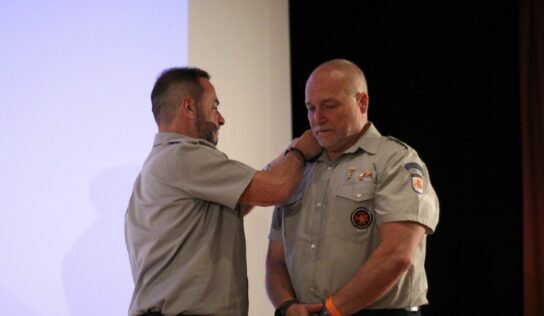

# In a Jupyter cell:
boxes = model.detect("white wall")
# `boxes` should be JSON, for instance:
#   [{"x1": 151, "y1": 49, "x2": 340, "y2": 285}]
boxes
[
  {"x1": 189, "y1": 1, "x2": 290, "y2": 315},
  {"x1": 0, "y1": 1, "x2": 189, "y2": 315},
  {"x1": 0, "y1": 0, "x2": 289, "y2": 315}
]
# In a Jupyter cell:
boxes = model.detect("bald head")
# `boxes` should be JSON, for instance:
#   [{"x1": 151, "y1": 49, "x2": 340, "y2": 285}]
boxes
[
  {"x1": 307, "y1": 59, "x2": 368, "y2": 96},
  {"x1": 305, "y1": 59, "x2": 369, "y2": 161}
]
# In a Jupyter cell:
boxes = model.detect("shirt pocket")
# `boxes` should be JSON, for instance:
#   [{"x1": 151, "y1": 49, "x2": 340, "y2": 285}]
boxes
[{"x1": 333, "y1": 182, "x2": 377, "y2": 241}]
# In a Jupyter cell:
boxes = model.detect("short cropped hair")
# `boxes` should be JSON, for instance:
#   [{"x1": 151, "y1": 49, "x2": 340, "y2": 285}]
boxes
[{"x1": 150, "y1": 67, "x2": 211, "y2": 125}]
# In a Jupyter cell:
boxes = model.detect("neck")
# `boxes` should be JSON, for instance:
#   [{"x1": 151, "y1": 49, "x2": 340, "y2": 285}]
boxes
[
  {"x1": 326, "y1": 122, "x2": 370, "y2": 161},
  {"x1": 158, "y1": 119, "x2": 196, "y2": 137}
]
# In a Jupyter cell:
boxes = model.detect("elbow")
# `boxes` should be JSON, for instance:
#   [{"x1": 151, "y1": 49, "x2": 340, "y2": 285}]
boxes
[
  {"x1": 391, "y1": 252, "x2": 414, "y2": 273},
  {"x1": 380, "y1": 244, "x2": 415, "y2": 274}
]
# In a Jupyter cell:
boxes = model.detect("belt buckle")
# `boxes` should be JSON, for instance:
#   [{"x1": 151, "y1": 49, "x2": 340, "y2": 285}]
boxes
[{"x1": 406, "y1": 306, "x2": 419, "y2": 312}]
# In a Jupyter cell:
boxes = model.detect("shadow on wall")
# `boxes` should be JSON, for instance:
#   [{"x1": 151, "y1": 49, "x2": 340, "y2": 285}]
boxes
[
  {"x1": 0, "y1": 286, "x2": 41, "y2": 316},
  {"x1": 62, "y1": 166, "x2": 139, "y2": 316}
]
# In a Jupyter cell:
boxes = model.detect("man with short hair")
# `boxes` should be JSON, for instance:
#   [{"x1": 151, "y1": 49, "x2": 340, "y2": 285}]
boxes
[{"x1": 125, "y1": 67, "x2": 322, "y2": 316}]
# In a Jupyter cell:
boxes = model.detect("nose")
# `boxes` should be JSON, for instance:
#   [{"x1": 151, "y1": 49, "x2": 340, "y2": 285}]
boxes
[
  {"x1": 218, "y1": 111, "x2": 225, "y2": 126},
  {"x1": 313, "y1": 107, "x2": 326, "y2": 124}
]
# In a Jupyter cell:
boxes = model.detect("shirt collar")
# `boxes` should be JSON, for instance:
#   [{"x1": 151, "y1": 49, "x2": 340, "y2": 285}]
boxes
[{"x1": 153, "y1": 132, "x2": 216, "y2": 148}]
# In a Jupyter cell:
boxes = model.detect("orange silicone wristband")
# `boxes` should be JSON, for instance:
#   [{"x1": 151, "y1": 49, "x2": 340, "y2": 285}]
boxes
[{"x1": 325, "y1": 296, "x2": 343, "y2": 316}]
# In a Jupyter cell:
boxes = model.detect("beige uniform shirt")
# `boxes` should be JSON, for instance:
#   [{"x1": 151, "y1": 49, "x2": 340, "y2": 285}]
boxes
[
  {"x1": 269, "y1": 123, "x2": 439, "y2": 309},
  {"x1": 126, "y1": 133, "x2": 256, "y2": 316}
]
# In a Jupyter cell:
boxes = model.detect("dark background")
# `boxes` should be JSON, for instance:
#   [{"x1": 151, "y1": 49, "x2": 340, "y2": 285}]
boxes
[{"x1": 288, "y1": 1, "x2": 522, "y2": 315}]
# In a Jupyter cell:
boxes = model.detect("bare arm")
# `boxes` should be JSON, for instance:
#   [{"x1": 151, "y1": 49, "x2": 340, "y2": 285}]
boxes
[
  {"x1": 239, "y1": 130, "x2": 321, "y2": 206},
  {"x1": 266, "y1": 240, "x2": 322, "y2": 315},
  {"x1": 329, "y1": 221, "x2": 426, "y2": 315},
  {"x1": 266, "y1": 240, "x2": 295, "y2": 305}
]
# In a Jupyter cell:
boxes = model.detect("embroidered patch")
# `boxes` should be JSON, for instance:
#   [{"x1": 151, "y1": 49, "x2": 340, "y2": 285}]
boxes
[
  {"x1": 411, "y1": 175, "x2": 424, "y2": 194},
  {"x1": 404, "y1": 162, "x2": 424, "y2": 194},
  {"x1": 351, "y1": 207, "x2": 373, "y2": 229}
]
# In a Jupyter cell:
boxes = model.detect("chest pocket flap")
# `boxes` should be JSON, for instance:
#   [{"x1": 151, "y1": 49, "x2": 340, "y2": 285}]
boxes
[{"x1": 336, "y1": 182, "x2": 376, "y2": 201}]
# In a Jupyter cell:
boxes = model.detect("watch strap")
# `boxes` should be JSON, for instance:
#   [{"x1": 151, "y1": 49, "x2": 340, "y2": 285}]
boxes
[{"x1": 275, "y1": 298, "x2": 298, "y2": 316}]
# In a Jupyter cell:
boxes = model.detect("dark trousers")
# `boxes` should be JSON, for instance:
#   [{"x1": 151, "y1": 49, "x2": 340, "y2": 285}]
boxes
[{"x1": 353, "y1": 309, "x2": 422, "y2": 316}]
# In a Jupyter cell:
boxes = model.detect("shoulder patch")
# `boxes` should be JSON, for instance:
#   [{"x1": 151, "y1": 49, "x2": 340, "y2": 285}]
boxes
[
  {"x1": 386, "y1": 136, "x2": 409, "y2": 149},
  {"x1": 404, "y1": 162, "x2": 425, "y2": 194}
]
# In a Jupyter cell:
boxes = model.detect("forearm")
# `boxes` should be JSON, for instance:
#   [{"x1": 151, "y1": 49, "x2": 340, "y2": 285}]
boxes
[
  {"x1": 331, "y1": 246, "x2": 410, "y2": 314},
  {"x1": 330, "y1": 222, "x2": 426, "y2": 314},
  {"x1": 267, "y1": 262, "x2": 296, "y2": 307},
  {"x1": 239, "y1": 129, "x2": 320, "y2": 206},
  {"x1": 266, "y1": 241, "x2": 297, "y2": 307},
  {"x1": 239, "y1": 150, "x2": 305, "y2": 206}
]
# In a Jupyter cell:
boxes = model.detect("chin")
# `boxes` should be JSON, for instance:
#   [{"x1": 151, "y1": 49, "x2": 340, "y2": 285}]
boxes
[{"x1": 317, "y1": 137, "x2": 335, "y2": 148}]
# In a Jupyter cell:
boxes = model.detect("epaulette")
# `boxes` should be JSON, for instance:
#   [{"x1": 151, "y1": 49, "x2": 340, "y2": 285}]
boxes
[{"x1": 386, "y1": 136, "x2": 409, "y2": 149}]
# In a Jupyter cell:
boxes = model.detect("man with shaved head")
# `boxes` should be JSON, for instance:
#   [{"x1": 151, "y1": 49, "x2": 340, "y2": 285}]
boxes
[{"x1": 266, "y1": 59, "x2": 439, "y2": 316}]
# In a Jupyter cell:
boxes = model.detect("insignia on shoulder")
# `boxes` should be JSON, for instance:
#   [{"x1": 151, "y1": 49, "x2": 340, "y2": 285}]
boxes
[
  {"x1": 404, "y1": 162, "x2": 425, "y2": 194},
  {"x1": 351, "y1": 207, "x2": 373, "y2": 229}
]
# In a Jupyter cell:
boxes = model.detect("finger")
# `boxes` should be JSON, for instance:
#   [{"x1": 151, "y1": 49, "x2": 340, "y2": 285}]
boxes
[{"x1": 306, "y1": 304, "x2": 323, "y2": 312}]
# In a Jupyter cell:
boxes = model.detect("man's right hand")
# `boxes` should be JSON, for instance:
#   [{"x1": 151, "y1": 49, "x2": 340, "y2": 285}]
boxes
[
  {"x1": 286, "y1": 303, "x2": 323, "y2": 316},
  {"x1": 289, "y1": 130, "x2": 322, "y2": 161}
]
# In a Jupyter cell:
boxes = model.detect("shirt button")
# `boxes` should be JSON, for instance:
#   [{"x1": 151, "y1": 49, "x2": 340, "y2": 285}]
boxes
[
  {"x1": 316, "y1": 202, "x2": 322, "y2": 207},
  {"x1": 327, "y1": 166, "x2": 332, "y2": 171},
  {"x1": 356, "y1": 193, "x2": 362, "y2": 198},
  {"x1": 310, "y1": 287, "x2": 316, "y2": 292},
  {"x1": 310, "y1": 243, "x2": 317, "y2": 249}
]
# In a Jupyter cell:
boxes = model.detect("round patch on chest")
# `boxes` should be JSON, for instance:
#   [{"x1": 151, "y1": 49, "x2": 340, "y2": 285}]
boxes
[{"x1": 351, "y1": 207, "x2": 373, "y2": 229}]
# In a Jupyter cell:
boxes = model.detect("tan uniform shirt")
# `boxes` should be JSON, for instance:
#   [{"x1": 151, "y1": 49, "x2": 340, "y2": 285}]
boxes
[
  {"x1": 269, "y1": 123, "x2": 439, "y2": 309},
  {"x1": 126, "y1": 132, "x2": 256, "y2": 316}
]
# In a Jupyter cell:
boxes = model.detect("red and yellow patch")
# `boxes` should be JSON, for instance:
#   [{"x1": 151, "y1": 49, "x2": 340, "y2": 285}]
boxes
[
  {"x1": 405, "y1": 162, "x2": 425, "y2": 194},
  {"x1": 351, "y1": 207, "x2": 373, "y2": 229},
  {"x1": 411, "y1": 175, "x2": 424, "y2": 194}
]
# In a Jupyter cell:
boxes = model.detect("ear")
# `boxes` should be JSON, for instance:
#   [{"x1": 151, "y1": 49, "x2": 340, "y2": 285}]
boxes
[
  {"x1": 358, "y1": 92, "x2": 369, "y2": 114},
  {"x1": 180, "y1": 97, "x2": 197, "y2": 119}
]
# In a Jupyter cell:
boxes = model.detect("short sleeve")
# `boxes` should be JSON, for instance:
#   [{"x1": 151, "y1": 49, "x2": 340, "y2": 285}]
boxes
[
  {"x1": 374, "y1": 145, "x2": 439, "y2": 233},
  {"x1": 178, "y1": 142, "x2": 257, "y2": 210}
]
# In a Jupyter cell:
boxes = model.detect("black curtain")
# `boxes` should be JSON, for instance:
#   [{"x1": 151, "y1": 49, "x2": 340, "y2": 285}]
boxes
[
  {"x1": 288, "y1": 1, "x2": 522, "y2": 315},
  {"x1": 520, "y1": 0, "x2": 544, "y2": 315}
]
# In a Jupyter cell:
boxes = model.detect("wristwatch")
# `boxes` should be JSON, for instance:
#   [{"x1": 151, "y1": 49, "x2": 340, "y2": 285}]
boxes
[
  {"x1": 318, "y1": 308, "x2": 331, "y2": 316},
  {"x1": 274, "y1": 299, "x2": 297, "y2": 316}
]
